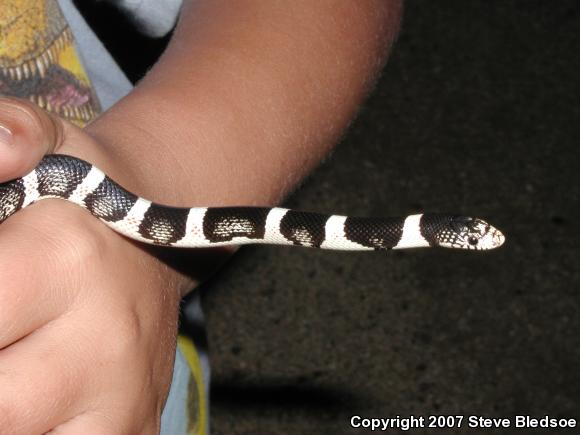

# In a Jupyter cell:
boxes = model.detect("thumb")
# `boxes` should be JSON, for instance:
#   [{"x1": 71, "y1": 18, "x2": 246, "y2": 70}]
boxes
[{"x1": 0, "y1": 97, "x2": 65, "y2": 182}]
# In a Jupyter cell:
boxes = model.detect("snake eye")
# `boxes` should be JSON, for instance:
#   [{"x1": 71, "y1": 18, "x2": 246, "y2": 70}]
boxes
[{"x1": 468, "y1": 236, "x2": 478, "y2": 246}]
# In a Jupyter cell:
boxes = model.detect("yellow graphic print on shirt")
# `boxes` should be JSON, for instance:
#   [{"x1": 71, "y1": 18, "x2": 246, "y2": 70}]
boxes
[{"x1": 0, "y1": 0, "x2": 101, "y2": 126}]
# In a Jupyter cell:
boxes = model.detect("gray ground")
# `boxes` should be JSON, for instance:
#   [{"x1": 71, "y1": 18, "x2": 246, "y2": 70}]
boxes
[{"x1": 83, "y1": 1, "x2": 580, "y2": 434}]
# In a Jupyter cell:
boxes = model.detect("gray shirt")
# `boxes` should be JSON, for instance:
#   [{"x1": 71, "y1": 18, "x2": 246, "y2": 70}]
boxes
[{"x1": 58, "y1": 0, "x2": 183, "y2": 109}]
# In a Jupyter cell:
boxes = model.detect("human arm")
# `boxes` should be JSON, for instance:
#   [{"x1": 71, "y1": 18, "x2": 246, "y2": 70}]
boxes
[{"x1": 83, "y1": 0, "x2": 402, "y2": 218}]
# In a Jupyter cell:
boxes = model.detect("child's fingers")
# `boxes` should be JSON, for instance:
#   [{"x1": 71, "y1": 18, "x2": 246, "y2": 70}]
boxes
[{"x1": 0, "y1": 97, "x2": 65, "y2": 181}]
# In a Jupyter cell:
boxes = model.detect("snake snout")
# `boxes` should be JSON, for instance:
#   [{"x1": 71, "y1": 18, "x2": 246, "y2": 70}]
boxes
[
  {"x1": 477, "y1": 222, "x2": 506, "y2": 250},
  {"x1": 492, "y1": 227, "x2": 506, "y2": 248}
]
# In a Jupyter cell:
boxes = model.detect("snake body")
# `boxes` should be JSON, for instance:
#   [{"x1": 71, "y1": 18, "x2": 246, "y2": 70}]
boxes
[{"x1": 0, "y1": 155, "x2": 505, "y2": 251}]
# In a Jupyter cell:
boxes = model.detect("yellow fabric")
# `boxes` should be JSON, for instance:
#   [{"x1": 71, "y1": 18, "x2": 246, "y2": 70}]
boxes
[
  {"x1": 178, "y1": 335, "x2": 208, "y2": 435},
  {"x1": 0, "y1": 0, "x2": 100, "y2": 126}
]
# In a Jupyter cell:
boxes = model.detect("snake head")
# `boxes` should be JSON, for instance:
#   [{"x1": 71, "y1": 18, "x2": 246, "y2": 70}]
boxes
[{"x1": 439, "y1": 216, "x2": 505, "y2": 250}]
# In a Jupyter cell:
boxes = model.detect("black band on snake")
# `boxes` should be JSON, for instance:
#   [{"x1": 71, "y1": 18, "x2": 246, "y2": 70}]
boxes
[{"x1": 0, "y1": 155, "x2": 505, "y2": 251}]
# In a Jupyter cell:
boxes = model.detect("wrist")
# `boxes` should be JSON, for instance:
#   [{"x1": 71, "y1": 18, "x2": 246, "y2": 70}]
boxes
[{"x1": 66, "y1": 119, "x2": 234, "y2": 296}]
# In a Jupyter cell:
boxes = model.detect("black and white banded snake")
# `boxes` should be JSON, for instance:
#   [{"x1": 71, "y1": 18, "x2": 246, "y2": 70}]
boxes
[{"x1": 0, "y1": 154, "x2": 505, "y2": 251}]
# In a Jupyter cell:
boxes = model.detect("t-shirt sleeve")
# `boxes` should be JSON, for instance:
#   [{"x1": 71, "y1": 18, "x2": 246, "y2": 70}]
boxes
[{"x1": 105, "y1": 0, "x2": 182, "y2": 37}]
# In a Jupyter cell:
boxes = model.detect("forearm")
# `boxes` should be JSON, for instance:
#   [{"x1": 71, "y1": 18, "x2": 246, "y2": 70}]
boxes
[{"x1": 85, "y1": 0, "x2": 402, "y2": 206}]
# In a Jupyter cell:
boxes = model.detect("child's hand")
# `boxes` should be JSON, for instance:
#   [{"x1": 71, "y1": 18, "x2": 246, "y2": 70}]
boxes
[{"x1": 0, "y1": 97, "x2": 191, "y2": 434}]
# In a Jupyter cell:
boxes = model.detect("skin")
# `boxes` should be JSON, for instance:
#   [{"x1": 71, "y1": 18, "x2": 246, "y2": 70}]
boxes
[{"x1": 0, "y1": 0, "x2": 402, "y2": 433}]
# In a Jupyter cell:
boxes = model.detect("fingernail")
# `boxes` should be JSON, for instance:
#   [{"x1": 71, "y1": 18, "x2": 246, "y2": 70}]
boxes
[{"x1": 0, "y1": 124, "x2": 13, "y2": 147}]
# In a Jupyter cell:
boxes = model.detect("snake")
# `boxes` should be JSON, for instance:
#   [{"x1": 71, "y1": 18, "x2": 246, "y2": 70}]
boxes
[{"x1": 0, "y1": 154, "x2": 505, "y2": 251}]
